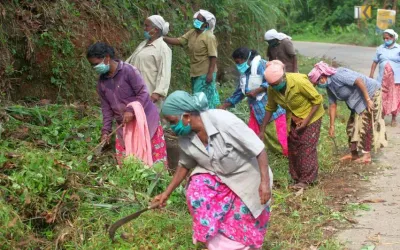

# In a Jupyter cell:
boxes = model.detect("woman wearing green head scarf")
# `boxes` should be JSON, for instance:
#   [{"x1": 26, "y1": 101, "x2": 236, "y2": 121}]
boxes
[{"x1": 153, "y1": 91, "x2": 273, "y2": 249}]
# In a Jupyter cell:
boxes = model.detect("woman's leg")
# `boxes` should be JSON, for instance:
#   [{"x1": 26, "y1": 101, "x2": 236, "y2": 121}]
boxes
[
  {"x1": 115, "y1": 137, "x2": 125, "y2": 165},
  {"x1": 248, "y1": 108, "x2": 260, "y2": 135},
  {"x1": 274, "y1": 114, "x2": 288, "y2": 156},
  {"x1": 264, "y1": 120, "x2": 283, "y2": 156},
  {"x1": 343, "y1": 112, "x2": 359, "y2": 161},
  {"x1": 191, "y1": 73, "x2": 220, "y2": 109},
  {"x1": 187, "y1": 174, "x2": 270, "y2": 249},
  {"x1": 289, "y1": 119, "x2": 322, "y2": 187}
]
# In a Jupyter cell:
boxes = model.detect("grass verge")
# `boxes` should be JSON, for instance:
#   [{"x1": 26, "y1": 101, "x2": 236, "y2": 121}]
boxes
[{"x1": 293, "y1": 31, "x2": 383, "y2": 47}]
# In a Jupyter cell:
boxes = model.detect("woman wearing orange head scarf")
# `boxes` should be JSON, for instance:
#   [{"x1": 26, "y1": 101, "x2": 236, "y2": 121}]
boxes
[{"x1": 260, "y1": 60, "x2": 325, "y2": 189}]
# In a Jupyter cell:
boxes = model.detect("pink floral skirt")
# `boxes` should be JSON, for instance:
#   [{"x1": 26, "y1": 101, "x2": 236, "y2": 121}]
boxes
[
  {"x1": 115, "y1": 124, "x2": 167, "y2": 166},
  {"x1": 186, "y1": 173, "x2": 270, "y2": 249}
]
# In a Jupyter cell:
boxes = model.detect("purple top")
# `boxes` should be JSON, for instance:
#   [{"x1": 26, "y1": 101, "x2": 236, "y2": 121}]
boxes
[{"x1": 97, "y1": 60, "x2": 159, "y2": 141}]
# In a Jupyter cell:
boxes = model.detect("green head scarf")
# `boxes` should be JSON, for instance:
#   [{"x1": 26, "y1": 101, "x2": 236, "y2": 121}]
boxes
[{"x1": 162, "y1": 91, "x2": 209, "y2": 116}]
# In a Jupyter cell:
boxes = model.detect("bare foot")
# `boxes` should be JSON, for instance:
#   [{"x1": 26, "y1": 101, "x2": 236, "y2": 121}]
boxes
[
  {"x1": 353, "y1": 154, "x2": 372, "y2": 164},
  {"x1": 391, "y1": 120, "x2": 397, "y2": 127},
  {"x1": 289, "y1": 182, "x2": 308, "y2": 190},
  {"x1": 340, "y1": 154, "x2": 359, "y2": 162}
]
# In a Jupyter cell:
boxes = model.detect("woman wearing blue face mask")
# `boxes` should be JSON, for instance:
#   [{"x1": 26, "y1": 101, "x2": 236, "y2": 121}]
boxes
[
  {"x1": 153, "y1": 90, "x2": 273, "y2": 250},
  {"x1": 87, "y1": 42, "x2": 167, "y2": 166},
  {"x1": 219, "y1": 47, "x2": 288, "y2": 156},
  {"x1": 163, "y1": 9, "x2": 220, "y2": 109},
  {"x1": 126, "y1": 15, "x2": 172, "y2": 109},
  {"x1": 370, "y1": 29, "x2": 400, "y2": 127},
  {"x1": 309, "y1": 61, "x2": 387, "y2": 164},
  {"x1": 261, "y1": 60, "x2": 325, "y2": 190}
]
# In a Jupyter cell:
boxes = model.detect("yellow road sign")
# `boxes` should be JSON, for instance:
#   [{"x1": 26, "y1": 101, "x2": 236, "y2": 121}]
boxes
[{"x1": 361, "y1": 5, "x2": 372, "y2": 19}]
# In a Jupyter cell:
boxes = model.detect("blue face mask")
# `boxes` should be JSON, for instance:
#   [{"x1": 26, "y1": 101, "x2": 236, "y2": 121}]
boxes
[
  {"x1": 170, "y1": 118, "x2": 192, "y2": 136},
  {"x1": 193, "y1": 19, "x2": 205, "y2": 30},
  {"x1": 384, "y1": 39, "x2": 394, "y2": 47},
  {"x1": 317, "y1": 82, "x2": 328, "y2": 89},
  {"x1": 93, "y1": 58, "x2": 110, "y2": 75},
  {"x1": 144, "y1": 31, "x2": 152, "y2": 40},
  {"x1": 271, "y1": 81, "x2": 286, "y2": 91},
  {"x1": 236, "y1": 52, "x2": 252, "y2": 74}
]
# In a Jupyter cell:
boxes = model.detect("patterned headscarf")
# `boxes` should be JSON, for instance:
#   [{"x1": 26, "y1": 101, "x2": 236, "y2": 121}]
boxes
[
  {"x1": 162, "y1": 91, "x2": 209, "y2": 116},
  {"x1": 308, "y1": 61, "x2": 337, "y2": 84}
]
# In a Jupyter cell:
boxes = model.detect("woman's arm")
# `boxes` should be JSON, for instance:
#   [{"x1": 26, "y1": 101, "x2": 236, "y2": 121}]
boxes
[
  {"x1": 354, "y1": 77, "x2": 374, "y2": 112},
  {"x1": 206, "y1": 57, "x2": 217, "y2": 83},
  {"x1": 97, "y1": 86, "x2": 114, "y2": 135},
  {"x1": 329, "y1": 103, "x2": 337, "y2": 137},
  {"x1": 163, "y1": 37, "x2": 181, "y2": 45},
  {"x1": 297, "y1": 104, "x2": 320, "y2": 131},
  {"x1": 259, "y1": 110, "x2": 273, "y2": 139},
  {"x1": 153, "y1": 166, "x2": 189, "y2": 207},
  {"x1": 369, "y1": 62, "x2": 378, "y2": 78},
  {"x1": 256, "y1": 150, "x2": 271, "y2": 205}
]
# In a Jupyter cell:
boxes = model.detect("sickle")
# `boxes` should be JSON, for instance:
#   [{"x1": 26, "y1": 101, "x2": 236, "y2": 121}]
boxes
[
  {"x1": 108, "y1": 202, "x2": 160, "y2": 241},
  {"x1": 330, "y1": 137, "x2": 339, "y2": 156}
]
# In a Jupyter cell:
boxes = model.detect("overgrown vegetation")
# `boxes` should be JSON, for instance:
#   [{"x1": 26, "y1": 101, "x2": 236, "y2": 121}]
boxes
[
  {"x1": 0, "y1": 0, "x2": 282, "y2": 102},
  {"x1": 281, "y1": 0, "x2": 400, "y2": 47}
]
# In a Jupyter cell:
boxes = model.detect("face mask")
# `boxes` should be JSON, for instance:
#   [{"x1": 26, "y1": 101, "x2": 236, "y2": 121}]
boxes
[
  {"x1": 193, "y1": 19, "x2": 204, "y2": 30},
  {"x1": 271, "y1": 81, "x2": 286, "y2": 91},
  {"x1": 170, "y1": 118, "x2": 192, "y2": 136},
  {"x1": 93, "y1": 58, "x2": 110, "y2": 75},
  {"x1": 268, "y1": 39, "x2": 279, "y2": 47},
  {"x1": 144, "y1": 31, "x2": 152, "y2": 40},
  {"x1": 317, "y1": 82, "x2": 328, "y2": 89},
  {"x1": 384, "y1": 39, "x2": 394, "y2": 47},
  {"x1": 236, "y1": 52, "x2": 252, "y2": 74}
]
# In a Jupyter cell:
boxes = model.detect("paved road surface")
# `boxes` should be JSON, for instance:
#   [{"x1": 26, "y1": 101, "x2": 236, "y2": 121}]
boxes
[
  {"x1": 294, "y1": 41, "x2": 400, "y2": 250},
  {"x1": 293, "y1": 41, "x2": 376, "y2": 76}
]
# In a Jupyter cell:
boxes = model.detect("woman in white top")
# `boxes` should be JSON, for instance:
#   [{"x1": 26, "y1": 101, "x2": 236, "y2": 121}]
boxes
[{"x1": 126, "y1": 15, "x2": 172, "y2": 108}]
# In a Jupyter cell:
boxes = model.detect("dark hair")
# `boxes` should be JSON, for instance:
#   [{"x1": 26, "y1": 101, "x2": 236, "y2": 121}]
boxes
[
  {"x1": 232, "y1": 47, "x2": 259, "y2": 61},
  {"x1": 86, "y1": 42, "x2": 115, "y2": 59}
]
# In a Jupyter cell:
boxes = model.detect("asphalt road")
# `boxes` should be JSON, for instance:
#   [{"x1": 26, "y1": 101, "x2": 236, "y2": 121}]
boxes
[{"x1": 293, "y1": 41, "x2": 377, "y2": 76}]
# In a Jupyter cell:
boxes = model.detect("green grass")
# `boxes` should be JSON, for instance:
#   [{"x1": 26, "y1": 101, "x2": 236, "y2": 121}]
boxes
[
  {"x1": 0, "y1": 57, "x2": 357, "y2": 249},
  {"x1": 293, "y1": 31, "x2": 383, "y2": 47}
]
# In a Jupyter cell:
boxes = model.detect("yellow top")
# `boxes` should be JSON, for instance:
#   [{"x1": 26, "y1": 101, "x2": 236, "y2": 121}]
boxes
[
  {"x1": 178, "y1": 29, "x2": 218, "y2": 77},
  {"x1": 266, "y1": 73, "x2": 325, "y2": 126}
]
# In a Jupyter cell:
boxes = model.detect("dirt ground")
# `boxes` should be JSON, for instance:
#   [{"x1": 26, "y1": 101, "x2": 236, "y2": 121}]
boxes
[{"x1": 336, "y1": 119, "x2": 400, "y2": 249}]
